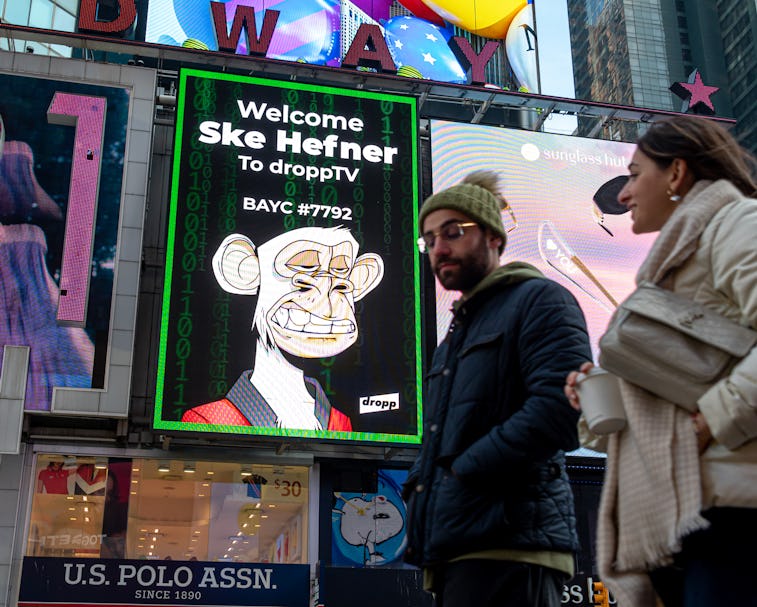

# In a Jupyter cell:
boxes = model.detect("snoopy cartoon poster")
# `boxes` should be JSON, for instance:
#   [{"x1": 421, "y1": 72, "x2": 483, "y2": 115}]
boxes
[
  {"x1": 154, "y1": 70, "x2": 421, "y2": 443},
  {"x1": 331, "y1": 469, "x2": 409, "y2": 567}
]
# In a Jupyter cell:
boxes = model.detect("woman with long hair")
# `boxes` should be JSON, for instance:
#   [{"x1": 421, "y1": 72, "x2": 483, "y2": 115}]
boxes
[{"x1": 565, "y1": 116, "x2": 757, "y2": 606}]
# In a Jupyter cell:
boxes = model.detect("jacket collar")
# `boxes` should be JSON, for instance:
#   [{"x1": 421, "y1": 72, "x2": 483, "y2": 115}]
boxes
[{"x1": 451, "y1": 262, "x2": 544, "y2": 316}]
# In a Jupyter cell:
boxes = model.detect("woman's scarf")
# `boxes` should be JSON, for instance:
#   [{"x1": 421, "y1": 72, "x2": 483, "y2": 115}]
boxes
[{"x1": 597, "y1": 179, "x2": 743, "y2": 605}]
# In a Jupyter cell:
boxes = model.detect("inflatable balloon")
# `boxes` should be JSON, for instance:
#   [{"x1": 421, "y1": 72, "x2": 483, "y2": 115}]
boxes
[
  {"x1": 225, "y1": 0, "x2": 340, "y2": 65},
  {"x1": 169, "y1": 0, "x2": 341, "y2": 65},
  {"x1": 397, "y1": 0, "x2": 446, "y2": 27},
  {"x1": 397, "y1": 65, "x2": 424, "y2": 79},
  {"x1": 182, "y1": 38, "x2": 209, "y2": 50},
  {"x1": 172, "y1": 0, "x2": 218, "y2": 49},
  {"x1": 419, "y1": 0, "x2": 525, "y2": 39},
  {"x1": 505, "y1": 4, "x2": 538, "y2": 92},
  {"x1": 384, "y1": 16, "x2": 466, "y2": 83},
  {"x1": 264, "y1": 0, "x2": 340, "y2": 65}
]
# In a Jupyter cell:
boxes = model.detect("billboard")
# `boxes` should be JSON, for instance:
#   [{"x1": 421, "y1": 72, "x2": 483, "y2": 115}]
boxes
[
  {"x1": 142, "y1": 0, "x2": 570, "y2": 94},
  {"x1": 154, "y1": 69, "x2": 421, "y2": 443},
  {"x1": 429, "y1": 119, "x2": 655, "y2": 355},
  {"x1": 0, "y1": 61, "x2": 152, "y2": 417},
  {"x1": 3, "y1": 0, "x2": 576, "y2": 119}
]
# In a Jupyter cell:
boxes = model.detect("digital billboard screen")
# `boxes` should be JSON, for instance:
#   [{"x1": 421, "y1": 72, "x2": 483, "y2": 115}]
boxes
[
  {"x1": 0, "y1": 72, "x2": 131, "y2": 412},
  {"x1": 154, "y1": 69, "x2": 421, "y2": 444},
  {"x1": 429, "y1": 119, "x2": 655, "y2": 355},
  {"x1": 143, "y1": 0, "x2": 567, "y2": 95}
]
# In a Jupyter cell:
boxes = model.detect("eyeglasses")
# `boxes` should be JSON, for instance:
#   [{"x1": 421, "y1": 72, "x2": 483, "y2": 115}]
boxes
[
  {"x1": 502, "y1": 200, "x2": 518, "y2": 234},
  {"x1": 417, "y1": 222, "x2": 478, "y2": 254}
]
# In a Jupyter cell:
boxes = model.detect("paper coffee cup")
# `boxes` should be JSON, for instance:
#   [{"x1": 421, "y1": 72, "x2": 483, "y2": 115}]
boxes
[{"x1": 576, "y1": 367, "x2": 626, "y2": 435}]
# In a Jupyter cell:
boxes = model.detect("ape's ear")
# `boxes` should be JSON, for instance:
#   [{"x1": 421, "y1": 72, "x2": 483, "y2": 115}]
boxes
[
  {"x1": 212, "y1": 234, "x2": 260, "y2": 295},
  {"x1": 351, "y1": 253, "x2": 384, "y2": 301}
]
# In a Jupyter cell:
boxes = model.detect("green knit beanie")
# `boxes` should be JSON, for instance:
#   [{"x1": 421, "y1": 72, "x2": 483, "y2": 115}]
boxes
[{"x1": 418, "y1": 183, "x2": 507, "y2": 245}]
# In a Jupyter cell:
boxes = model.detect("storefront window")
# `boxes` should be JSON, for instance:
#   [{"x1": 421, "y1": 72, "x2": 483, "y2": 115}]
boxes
[{"x1": 27, "y1": 455, "x2": 309, "y2": 563}]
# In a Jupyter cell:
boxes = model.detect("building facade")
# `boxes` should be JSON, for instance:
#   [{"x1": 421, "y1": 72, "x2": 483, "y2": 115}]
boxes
[
  {"x1": 715, "y1": 0, "x2": 757, "y2": 152},
  {"x1": 567, "y1": 0, "x2": 755, "y2": 150}
]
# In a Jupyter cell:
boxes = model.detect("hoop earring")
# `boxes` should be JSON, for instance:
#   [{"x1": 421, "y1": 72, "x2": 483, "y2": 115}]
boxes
[{"x1": 667, "y1": 188, "x2": 681, "y2": 203}]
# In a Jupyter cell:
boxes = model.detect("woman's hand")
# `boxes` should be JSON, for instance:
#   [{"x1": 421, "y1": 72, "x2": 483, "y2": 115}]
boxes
[
  {"x1": 564, "y1": 362, "x2": 595, "y2": 411},
  {"x1": 691, "y1": 412, "x2": 713, "y2": 454}
]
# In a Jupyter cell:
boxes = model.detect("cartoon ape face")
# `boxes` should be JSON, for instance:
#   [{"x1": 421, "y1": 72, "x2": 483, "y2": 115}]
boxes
[{"x1": 213, "y1": 226, "x2": 384, "y2": 358}]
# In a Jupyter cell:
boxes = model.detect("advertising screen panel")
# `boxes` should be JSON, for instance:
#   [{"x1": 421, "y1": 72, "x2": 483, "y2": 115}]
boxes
[
  {"x1": 2, "y1": 0, "x2": 576, "y2": 113},
  {"x1": 154, "y1": 69, "x2": 421, "y2": 444},
  {"x1": 143, "y1": 0, "x2": 570, "y2": 94},
  {"x1": 4, "y1": 0, "x2": 576, "y2": 128},
  {"x1": 0, "y1": 66, "x2": 148, "y2": 416},
  {"x1": 429, "y1": 119, "x2": 655, "y2": 355}
]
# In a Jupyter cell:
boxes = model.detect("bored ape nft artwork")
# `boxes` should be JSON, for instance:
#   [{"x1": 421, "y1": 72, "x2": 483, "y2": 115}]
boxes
[
  {"x1": 155, "y1": 70, "x2": 421, "y2": 443},
  {"x1": 181, "y1": 227, "x2": 384, "y2": 431}
]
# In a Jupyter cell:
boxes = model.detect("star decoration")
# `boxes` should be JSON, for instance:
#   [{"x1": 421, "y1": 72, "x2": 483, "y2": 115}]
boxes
[
  {"x1": 670, "y1": 68, "x2": 719, "y2": 115},
  {"x1": 383, "y1": 15, "x2": 466, "y2": 83}
]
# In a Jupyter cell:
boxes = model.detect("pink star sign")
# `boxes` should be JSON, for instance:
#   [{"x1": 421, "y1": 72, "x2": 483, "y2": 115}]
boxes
[{"x1": 670, "y1": 69, "x2": 719, "y2": 115}]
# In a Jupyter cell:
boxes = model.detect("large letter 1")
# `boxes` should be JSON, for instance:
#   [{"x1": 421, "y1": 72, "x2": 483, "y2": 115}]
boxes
[{"x1": 47, "y1": 93, "x2": 107, "y2": 327}]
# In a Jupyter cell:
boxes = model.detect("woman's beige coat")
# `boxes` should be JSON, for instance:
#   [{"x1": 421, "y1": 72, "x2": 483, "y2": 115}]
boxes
[{"x1": 669, "y1": 184, "x2": 757, "y2": 507}]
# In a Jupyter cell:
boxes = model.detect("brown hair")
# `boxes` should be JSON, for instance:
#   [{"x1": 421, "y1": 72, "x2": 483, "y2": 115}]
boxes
[{"x1": 636, "y1": 116, "x2": 757, "y2": 197}]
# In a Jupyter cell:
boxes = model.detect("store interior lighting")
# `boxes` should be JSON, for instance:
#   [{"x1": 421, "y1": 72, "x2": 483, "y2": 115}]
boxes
[{"x1": 157, "y1": 460, "x2": 171, "y2": 473}]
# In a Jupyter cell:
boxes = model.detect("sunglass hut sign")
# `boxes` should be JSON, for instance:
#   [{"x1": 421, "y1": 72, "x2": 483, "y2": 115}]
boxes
[
  {"x1": 78, "y1": 0, "x2": 502, "y2": 86},
  {"x1": 18, "y1": 558, "x2": 309, "y2": 607}
]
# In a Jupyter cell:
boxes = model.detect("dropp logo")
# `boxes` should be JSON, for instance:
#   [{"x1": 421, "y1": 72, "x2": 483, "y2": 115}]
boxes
[{"x1": 359, "y1": 392, "x2": 400, "y2": 414}]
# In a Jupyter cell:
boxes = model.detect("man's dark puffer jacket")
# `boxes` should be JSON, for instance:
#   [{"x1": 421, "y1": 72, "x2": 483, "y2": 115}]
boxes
[{"x1": 404, "y1": 264, "x2": 592, "y2": 567}]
